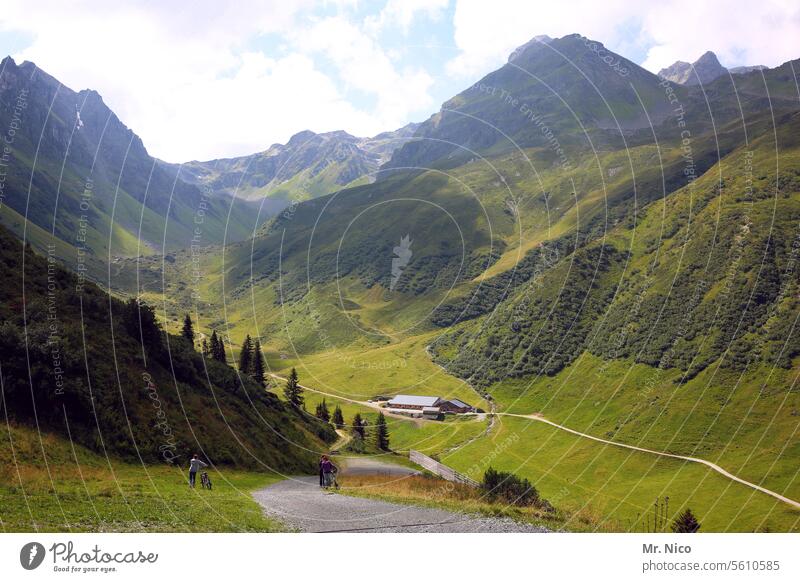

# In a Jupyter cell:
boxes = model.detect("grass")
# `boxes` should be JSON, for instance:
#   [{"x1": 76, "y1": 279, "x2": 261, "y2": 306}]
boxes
[
  {"x1": 487, "y1": 353, "x2": 800, "y2": 502},
  {"x1": 0, "y1": 424, "x2": 286, "y2": 532},
  {"x1": 441, "y1": 416, "x2": 800, "y2": 533},
  {"x1": 278, "y1": 387, "x2": 490, "y2": 457},
  {"x1": 336, "y1": 472, "x2": 599, "y2": 532},
  {"x1": 269, "y1": 331, "x2": 483, "y2": 406}
]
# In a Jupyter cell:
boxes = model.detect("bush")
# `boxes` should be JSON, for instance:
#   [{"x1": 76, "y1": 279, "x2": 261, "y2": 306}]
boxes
[{"x1": 482, "y1": 466, "x2": 544, "y2": 507}]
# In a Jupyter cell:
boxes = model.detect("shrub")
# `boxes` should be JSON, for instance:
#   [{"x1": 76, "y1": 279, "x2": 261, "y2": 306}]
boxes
[{"x1": 482, "y1": 466, "x2": 543, "y2": 507}]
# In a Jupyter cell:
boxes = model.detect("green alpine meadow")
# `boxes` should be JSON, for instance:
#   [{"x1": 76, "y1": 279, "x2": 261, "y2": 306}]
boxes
[{"x1": 1, "y1": 14, "x2": 799, "y2": 538}]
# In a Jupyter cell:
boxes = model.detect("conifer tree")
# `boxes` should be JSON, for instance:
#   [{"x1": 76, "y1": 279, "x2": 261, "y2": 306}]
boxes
[
  {"x1": 201, "y1": 338, "x2": 209, "y2": 358},
  {"x1": 375, "y1": 412, "x2": 389, "y2": 450},
  {"x1": 210, "y1": 330, "x2": 226, "y2": 363},
  {"x1": 283, "y1": 368, "x2": 304, "y2": 407},
  {"x1": 315, "y1": 398, "x2": 331, "y2": 422},
  {"x1": 252, "y1": 339, "x2": 266, "y2": 387},
  {"x1": 332, "y1": 405, "x2": 344, "y2": 428},
  {"x1": 671, "y1": 508, "x2": 701, "y2": 533},
  {"x1": 239, "y1": 334, "x2": 253, "y2": 375},
  {"x1": 352, "y1": 413, "x2": 365, "y2": 439},
  {"x1": 181, "y1": 313, "x2": 195, "y2": 345}
]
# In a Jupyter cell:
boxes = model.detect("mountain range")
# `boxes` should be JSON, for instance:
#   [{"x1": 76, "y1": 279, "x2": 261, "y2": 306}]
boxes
[
  {"x1": 4, "y1": 32, "x2": 800, "y2": 532},
  {"x1": 658, "y1": 50, "x2": 767, "y2": 85},
  {"x1": 176, "y1": 123, "x2": 418, "y2": 202},
  {"x1": 0, "y1": 56, "x2": 412, "y2": 282}
]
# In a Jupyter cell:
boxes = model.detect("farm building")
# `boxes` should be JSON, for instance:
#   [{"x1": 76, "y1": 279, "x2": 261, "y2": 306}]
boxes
[
  {"x1": 422, "y1": 406, "x2": 442, "y2": 419},
  {"x1": 386, "y1": 395, "x2": 442, "y2": 410},
  {"x1": 439, "y1": 399, "x2": 475, "y2": 413},
  {"x1": 385, "y1": 395, "x2": 475, "y2": 417}
]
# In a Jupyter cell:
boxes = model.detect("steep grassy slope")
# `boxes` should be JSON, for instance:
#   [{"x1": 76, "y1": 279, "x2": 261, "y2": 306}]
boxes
[
  {"x1": 431, "y1": 113, "x2": 800, "y2": 385},
  {"x1": 0, "y1": 223, "x2": 333, "y2": 472}
]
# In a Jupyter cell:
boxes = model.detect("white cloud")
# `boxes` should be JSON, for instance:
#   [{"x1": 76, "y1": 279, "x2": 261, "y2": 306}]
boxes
[
  {"x1": 0, "y1": 0, "x2": 435, "y2": 162},
  {"x1": 448, "y1": 0, "x2": 800, "y2": 79},
  {"x1": 639, "y1": 0, "x2": 800, "y2": 71},
  {"x1": 291, "y1": 16, "x2": 435, "y2": 125},
  {"x1": 447, "y1": 0, "x2": 634, "y2": 79},
  {"x1": 367, "y1": 0, "x2": 450, "y2": 34}
]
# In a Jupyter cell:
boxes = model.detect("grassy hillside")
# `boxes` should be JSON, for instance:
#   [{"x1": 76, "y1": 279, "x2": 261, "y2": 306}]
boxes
[
  {"x1": 0, "y1": 223, "x2": 334, "y2": 473},
  {"x1": 0, "y1": 424, "x2": 285, "y2": 532}
]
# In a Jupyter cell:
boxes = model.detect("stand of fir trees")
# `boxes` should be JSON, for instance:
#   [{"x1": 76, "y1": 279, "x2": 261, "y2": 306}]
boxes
[
  {"x1": 375, "y1": 412, "x2": 389, "y2": 450},
  {"x1": 208, "y1": 330, "x2": 227, "y2": 363},
  {"x1": 252, "y1": 339, "x2": 266, "y2": 388},
  {"x1": 283, "y1": 368, "x2": 304, "y2": 407},
  {"x1": 238, "y1": 334, "x2": 253, "y2": 375},
  {"x1": 332, "y1": 405, "x2": 344, "y2": 428},
  {"x1": 182, "y1": 313, "x2": 195, "y2": 345},
  {"x1": 315, "y1": 399, "x2": 331, "y2": 422},
  {"x1": 351, "y1": 413, "x2": 365, "y2": 439}
]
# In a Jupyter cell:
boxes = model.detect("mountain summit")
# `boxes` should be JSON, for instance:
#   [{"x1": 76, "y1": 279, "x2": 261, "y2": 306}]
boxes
[{"x1": 658, "y1": 51, "x2": 767, "y2": 85}]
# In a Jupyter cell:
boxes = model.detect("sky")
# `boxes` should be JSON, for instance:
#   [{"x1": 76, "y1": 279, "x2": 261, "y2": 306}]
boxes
[{"x1": 1, "y1": 0, "x2": 799, "y2": 163}]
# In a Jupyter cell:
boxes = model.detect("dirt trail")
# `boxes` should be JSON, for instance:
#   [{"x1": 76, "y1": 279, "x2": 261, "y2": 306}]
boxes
[
  {"x1": 499, "y1": 412, "x2": 800, "y2": 511},
  {"x1": 252, "y1": 458, "x2": 547, "y2": 533}
]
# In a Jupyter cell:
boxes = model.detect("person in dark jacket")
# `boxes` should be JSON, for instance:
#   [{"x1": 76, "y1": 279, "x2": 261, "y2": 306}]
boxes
[
  {"x1": 320, "y1": 455, "x2": 338, "y2": 488},
  {"x1": 319, "y1": 456, "x2": 325, "y2": 487}
]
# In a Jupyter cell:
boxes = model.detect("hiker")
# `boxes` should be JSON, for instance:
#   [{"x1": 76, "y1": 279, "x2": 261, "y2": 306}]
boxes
[
  {"x1": 320, "y1": 455, "x2": 338, "y2": 489},
  {"x1": 189, "y1": 454, "x2": 208, "y2": 488},
  {"x1": 318, "y1": 455, "x2": 325, "y2": 487}
]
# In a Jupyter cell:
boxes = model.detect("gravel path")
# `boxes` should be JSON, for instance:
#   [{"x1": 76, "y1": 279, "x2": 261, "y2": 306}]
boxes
[{"x1": 253, "y1": 459, "x2": 548, "y2": 533}]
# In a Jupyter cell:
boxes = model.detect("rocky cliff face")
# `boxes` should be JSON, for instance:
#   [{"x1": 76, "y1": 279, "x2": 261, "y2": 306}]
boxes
[
  {"x1": 658, "y1": 51, "x2": 767, "y2": 85},
  {"x1": 0, "y1": 56, "x2": 264, "y2": 259},
  {"x1": 179, "y1": 123, "x2": 418, "y2": 200}
]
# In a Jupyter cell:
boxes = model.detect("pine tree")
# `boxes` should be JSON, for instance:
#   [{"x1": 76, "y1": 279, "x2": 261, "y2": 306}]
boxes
[
  {"x1": 671, "y1": 508, "x2": 701, "y2": 533},
  {"x1": 315, "y1": 399, "x2": 331, "y2": 422},
  {"x1": 210, "y1": 330, "x2": 226, "y2": 363},
  {"x1": 332, "y1": 405, "x2": 344, "y2": 428},
  {"x1": 283, "y1": 368, "x2": 303, "y2": 407},
  {"x1": 375, "y1": 412, "x2": 389, "y2": 450},
  {"x1": 201, "y1": 338, "x2": 209, "y2": 357},
  {"x1": 252, "y1": 340, "x2": 266, "y2": 387},
  {"x1": 352, "y1": 413, "x2": 365, "y2": 439},
  {"x1": 123, "y1": 298, "x2": 162, "y2": 352},
  {"x1": 239, "y1": 334, "x2": 253, "y2": 375},
  {"x1": 182, "y1": 313, "x2": 195, "y2": 345}
]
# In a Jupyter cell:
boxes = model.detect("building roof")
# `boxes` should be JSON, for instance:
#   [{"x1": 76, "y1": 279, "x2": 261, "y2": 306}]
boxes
[
  {"x1": 447, "y1": 399, "x2": 471, "y2": 408},
  {"x1": 388, "y1": 395, "x2": 441, "y2": 407}
]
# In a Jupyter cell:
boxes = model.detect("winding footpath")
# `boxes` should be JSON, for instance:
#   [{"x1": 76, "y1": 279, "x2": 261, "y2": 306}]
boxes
[
  {"x1": 266, "y1": 372, "x2": 800, "y2": 512},
  {"x1": 500, "y1": 412, "x2": 800, "y2": 511},
  {"x1": 252, "y1": 458, "x2": 548, "y2": 532}
]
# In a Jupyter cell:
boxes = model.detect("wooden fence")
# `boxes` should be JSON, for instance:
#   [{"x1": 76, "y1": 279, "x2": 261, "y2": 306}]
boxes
[{"x1": 409, "y1": 450, "x2": 480, "y2": 487}]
